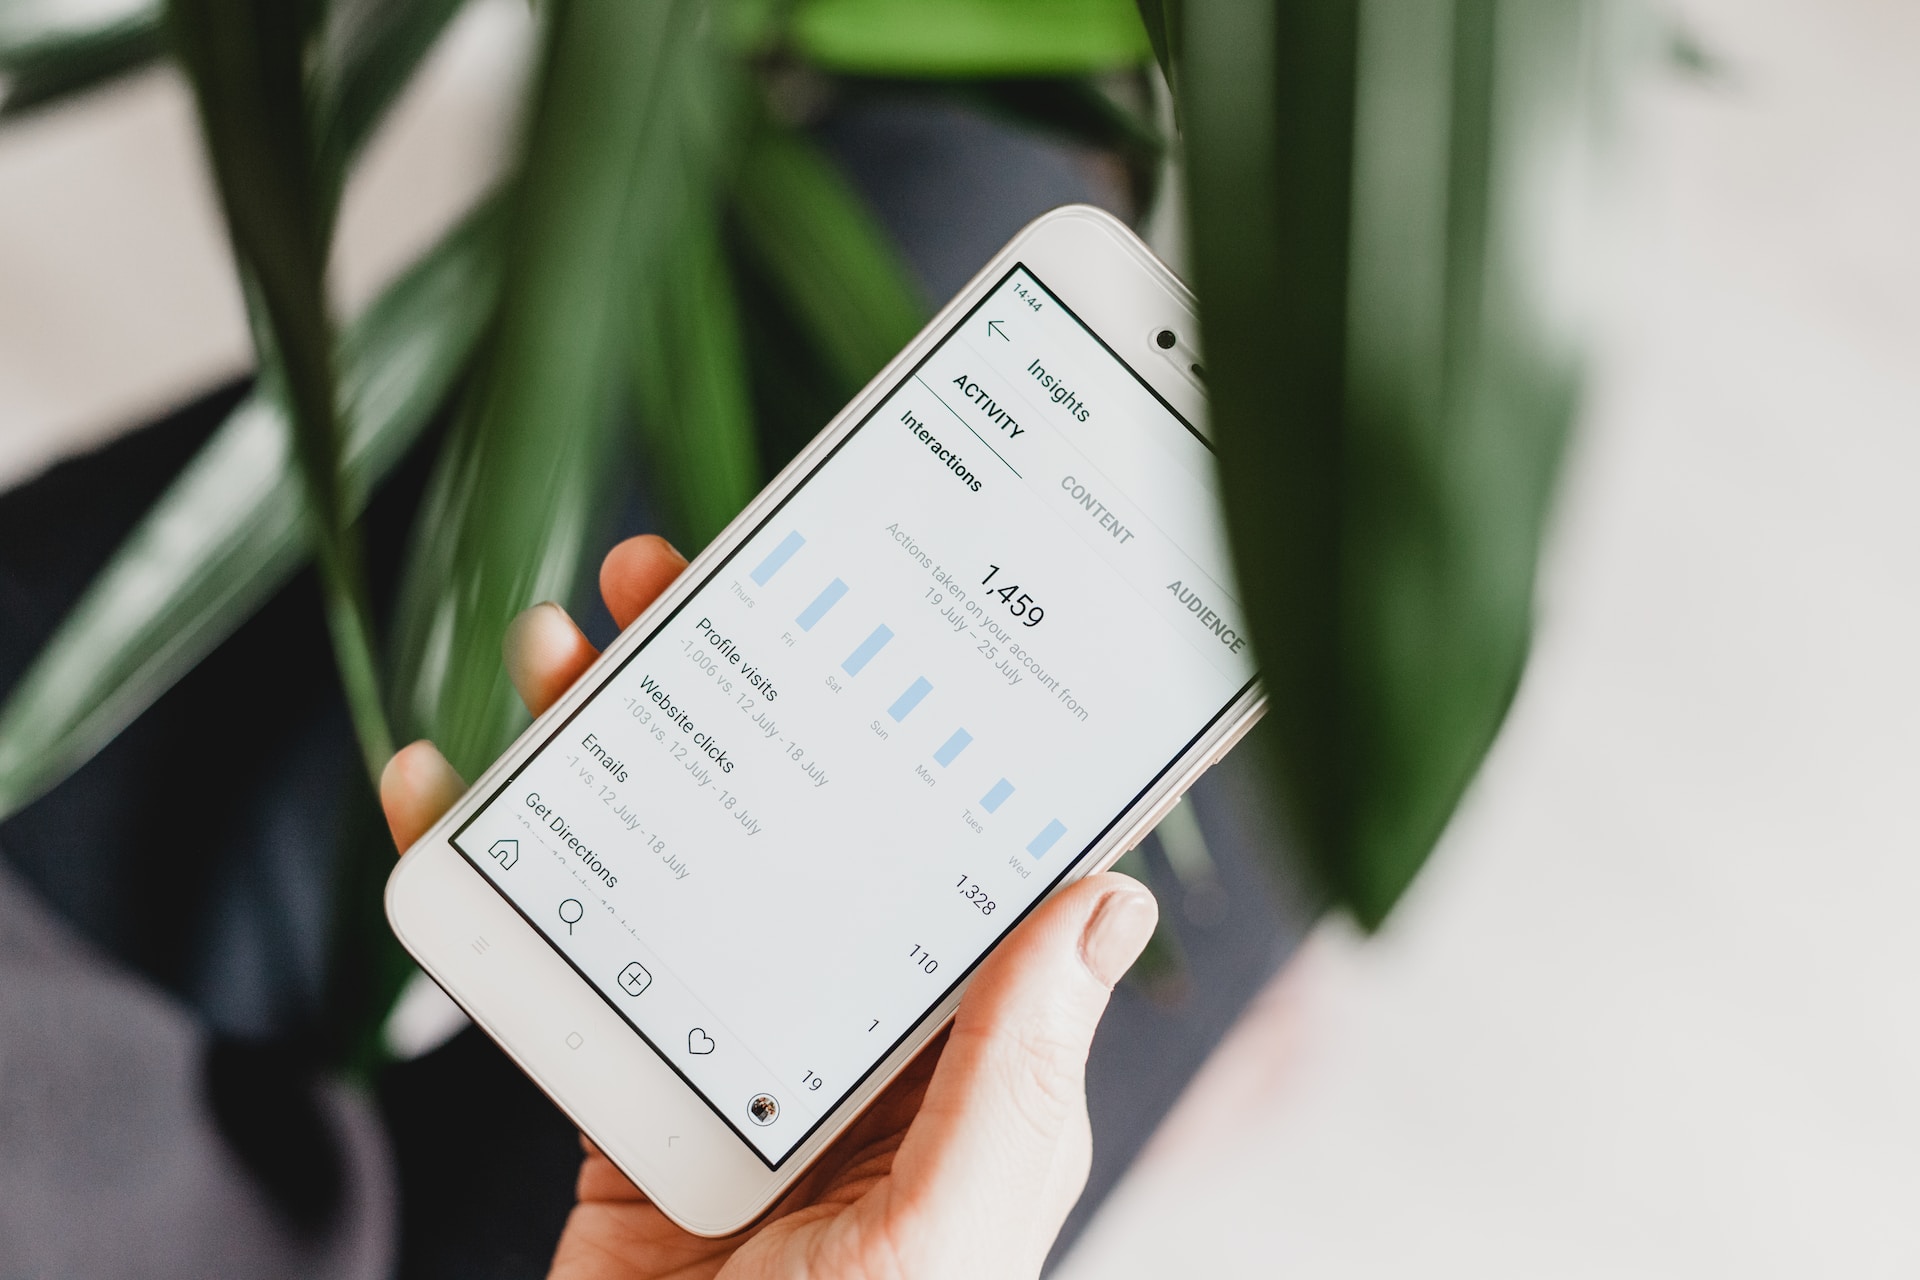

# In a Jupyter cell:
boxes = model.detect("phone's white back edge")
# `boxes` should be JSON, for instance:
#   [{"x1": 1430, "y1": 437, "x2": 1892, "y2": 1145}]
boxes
[{"x1": 385, "y1": 204, "x2": 1264, "y2": 1236}]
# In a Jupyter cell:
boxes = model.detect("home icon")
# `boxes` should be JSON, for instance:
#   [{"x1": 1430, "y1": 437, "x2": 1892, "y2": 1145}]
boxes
[{"x1": 488, "y1": 838, "x2": 519, "y2": 871}]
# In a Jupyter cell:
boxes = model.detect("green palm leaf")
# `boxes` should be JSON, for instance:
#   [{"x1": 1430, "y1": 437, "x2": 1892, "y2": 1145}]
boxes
[
  {"x1": 626, "y1": 40, "x2": 758, "y2": 552},
  {"x1": 632, "y1": 213, "x2": 762, "y2": 553},
  {"x1": 0, "y1": 0, "x2": 485, "y2": 817},
  {"x1": 0, "y1": 0, "x2": 163, "y2": 117},
  {"x1": 730, "y1": 123, "x2": 926, "y2": 395},
  {"x1": 1175, "y1": 0, "x2": 1590, "y2": 925},
  {"x1": 310, "y1": 0, "x2": 471, "y2": 223},
  {"x1": 387, "y1": 0, "x2": 732, "y2": 775},
  {"x1": 0, "y1": 200, "x2": 503, "y2": 819},
  {"x1": 789, "y1": 0, "x2": 1152, "y2": 76},
  {"x1": 167, "y1": 0, "x2": 490, "y2": 781},
  {"x1": 172, "y1": 0, "x2": 395, "y2": 783}
]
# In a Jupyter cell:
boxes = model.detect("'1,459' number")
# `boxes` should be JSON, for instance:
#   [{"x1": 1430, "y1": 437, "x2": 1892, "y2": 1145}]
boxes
[{"x1": 981, "y1": 565, "x2": 1044, "y2": 627}]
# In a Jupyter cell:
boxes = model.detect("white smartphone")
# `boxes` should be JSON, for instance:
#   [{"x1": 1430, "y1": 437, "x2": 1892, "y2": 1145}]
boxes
[{"x1": 386, "y1": 205, "x2": 1263, "y2": 1235}]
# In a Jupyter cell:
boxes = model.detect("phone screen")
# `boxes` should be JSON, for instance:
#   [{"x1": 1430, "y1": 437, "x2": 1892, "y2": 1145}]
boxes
[{"x1": 450, "y1": 263, "x2": 1256, "y2": 1165}]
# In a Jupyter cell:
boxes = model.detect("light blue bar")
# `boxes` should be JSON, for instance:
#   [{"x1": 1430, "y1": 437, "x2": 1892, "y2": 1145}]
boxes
[
  {"x1": 933, "y1": 729, "x2": 972, "y2": 767},
  {"x1": 888, "y1": 677, "x2": 933, "y2": 722},
  {"x1": 841, "y1": 625, "x2": 893, "y2": 675},
  {"x1": 980, "y1": 778, "x2": 1013, "y2": 813},
  {"x1": 796, "y1": 578, "x2": 848, "y2": 630},
  {"x1": 750, "y1": 530, "x2": 805, "y2": 585},
  {"x1": 1026, "y1": 819, "x2": 1067, "y2": 858}
]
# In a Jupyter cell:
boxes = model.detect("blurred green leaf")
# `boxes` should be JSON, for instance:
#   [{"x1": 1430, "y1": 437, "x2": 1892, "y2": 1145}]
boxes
[
  {"x1": 730, "y1": 123, "x2": 925, "y2": 394},
  {"x1": 0, "y1": 0, "x2": 164, "y2": 117},
  {"x1": 1178, "y1": 0, "x2": 1586, "y2": 926},
  {"x1": 728, "y1": 234, "x2": 863, "y2": 474},
  {"x1": 170, "y1": 0, "x2": 394, "y2": 779},
  {"x1": 723, "y1": 0, "x2": 782, "y2": 55},
  {"x1": 0, "y1": 199, "x2": 504, "y2": 820},
  {"x1": 0, "y1": 0, "x2": 465, "y2": 174},
  {"x1": 625, "y1": 27, "x2": 758, "y2": 552},
  {"x1": 310, "y1": 0, "x2": 470, "y2": 220},
  {"x1": 789, "y1": 0, "x2": 1152, "y2": 77},
  {"x1": 0, "y1": 0, "x2": 479, "y2": 816},
  {"x1": 1131, "y1": 0, "x2": 1178, "y2": 89},
  {"x1": 388, "y1": 0, "x2": 730, "y2": 776},
  {"x1": 727, "y1": 122, "x2": 924, "y2": 476},
  {"x1": 1108, "y1": 847, "x2": 1188, "y2": 996},
  {"x1": 632, "y1": 215, "x2": 762, "y2": 552}
]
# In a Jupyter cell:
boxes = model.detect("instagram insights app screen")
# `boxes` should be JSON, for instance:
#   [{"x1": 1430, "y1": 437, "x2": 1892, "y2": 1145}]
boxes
[{"x1": 451, "y1": 266, "x2": 1255, "y2": 1164}]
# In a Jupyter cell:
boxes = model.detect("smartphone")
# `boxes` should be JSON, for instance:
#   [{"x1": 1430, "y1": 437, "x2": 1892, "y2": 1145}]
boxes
[{"x1": 386, "y1": 205, "x2": 1263, "y2": 1235}]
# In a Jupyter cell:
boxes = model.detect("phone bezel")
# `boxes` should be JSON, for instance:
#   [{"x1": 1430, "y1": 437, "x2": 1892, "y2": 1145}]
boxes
[{"x1": 386, "y1": 204, "x2": 1266, "y2": 1236}]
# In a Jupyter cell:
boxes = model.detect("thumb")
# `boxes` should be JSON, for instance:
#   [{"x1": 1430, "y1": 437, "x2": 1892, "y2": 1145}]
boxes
[{"x1": 890, "y1": 872, "x2": 1158, "y2": 1268}]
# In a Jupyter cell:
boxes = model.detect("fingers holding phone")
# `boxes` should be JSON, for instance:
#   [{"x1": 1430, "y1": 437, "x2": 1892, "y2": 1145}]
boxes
[{"x1": 381, "y1": 536, "x2": 690, "y2": 855}]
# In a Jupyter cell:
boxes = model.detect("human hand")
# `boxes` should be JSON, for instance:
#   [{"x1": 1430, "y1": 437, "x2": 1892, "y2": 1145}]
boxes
[{"x1": 380, "y1": 534, "x2": 1159, "y2": 1280}]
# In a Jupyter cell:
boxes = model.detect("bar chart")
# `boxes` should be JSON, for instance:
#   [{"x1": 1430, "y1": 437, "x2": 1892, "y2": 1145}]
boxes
[
  {"x1": 796, "y1": 579, "x2": 847, "y2": 630},
  {"x1": 887, "y1": 678, "x2": 932, "y2": 721},
  {"x1": 750, "y1": 530, "x2": 805, "y2": 585},
  {"x1": 842, "y1": 626, "x2": 893, "y2": 676},
  {"x1": 749, "y1": 526, "x2": 1069, "y2": 860},
  {"x1": 933, "y1": 729, "x2": 971, "y2": 766}
]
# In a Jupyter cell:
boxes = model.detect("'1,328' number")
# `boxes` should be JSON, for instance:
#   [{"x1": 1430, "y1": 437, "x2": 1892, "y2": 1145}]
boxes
[{"x1": 955, "y1": 874, "x2": 996, "y2": 914}]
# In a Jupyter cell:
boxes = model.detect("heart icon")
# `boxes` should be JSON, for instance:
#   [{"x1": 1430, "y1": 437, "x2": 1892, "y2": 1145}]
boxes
[{"x1": 687, "y1": 1028, "x2": 715, "y2": 1055}]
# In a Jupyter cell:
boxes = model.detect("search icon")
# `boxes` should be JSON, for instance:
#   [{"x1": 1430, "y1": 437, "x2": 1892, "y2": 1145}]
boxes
[{"x1": 558, "y1": 898, "x2": 584, "y2": 934}]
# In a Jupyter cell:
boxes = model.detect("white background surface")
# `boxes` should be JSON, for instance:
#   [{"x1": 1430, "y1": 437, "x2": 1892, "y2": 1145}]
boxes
[{"x1": 4, "y1": 0, "x2": 1916, "y2": 1272}]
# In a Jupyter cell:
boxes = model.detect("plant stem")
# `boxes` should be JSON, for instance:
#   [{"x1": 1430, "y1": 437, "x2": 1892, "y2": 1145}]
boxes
[
  {"x1": 168, "y1": 0, "x2": 398, "y2": 789},
  {"x1": 313, "y1": 530, "x2": 396, "y2": 784}
]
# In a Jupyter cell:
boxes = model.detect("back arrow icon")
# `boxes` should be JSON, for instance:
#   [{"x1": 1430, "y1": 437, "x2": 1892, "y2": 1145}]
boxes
[{"x1": 987, "y1": 319, "x2": 1009, "y2": 340}]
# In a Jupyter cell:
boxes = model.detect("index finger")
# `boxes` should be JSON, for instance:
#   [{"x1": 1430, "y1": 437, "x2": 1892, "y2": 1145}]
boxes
[
  {"x1": 502, "y1": 536, "x2": 691, "y2": 718},
  {"x1": 600, "y1": 535, "x2": 688, "y2": 630}
]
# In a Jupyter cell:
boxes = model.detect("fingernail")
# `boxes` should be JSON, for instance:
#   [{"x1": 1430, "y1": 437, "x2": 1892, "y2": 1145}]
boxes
[
  {"x1": 1080, "y1": 888, "x2": 1159, "y2": 989},
  {"x1": 502, "y1": 601, "x2": 561, "y2": 664}
]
